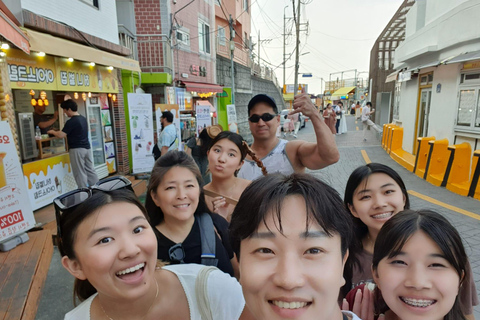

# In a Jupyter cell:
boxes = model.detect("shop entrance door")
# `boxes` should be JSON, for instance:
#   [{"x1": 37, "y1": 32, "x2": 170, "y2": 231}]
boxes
[{"x1": 417, "y1": 88, "x2": 432, "y2": 139}]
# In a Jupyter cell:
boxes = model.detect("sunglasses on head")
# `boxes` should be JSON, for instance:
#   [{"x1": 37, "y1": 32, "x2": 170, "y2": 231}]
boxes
[
  {"x1": 248, "y1": 113, "x2": 277, "y2": 123},
  {"x1": 54, "y1": 176, "x2": 134, "y2": 238}
]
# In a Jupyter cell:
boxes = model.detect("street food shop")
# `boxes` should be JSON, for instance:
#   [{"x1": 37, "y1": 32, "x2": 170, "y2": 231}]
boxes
[{"x1": 6, "y1": 41, "x2": 134, "y2": 210}]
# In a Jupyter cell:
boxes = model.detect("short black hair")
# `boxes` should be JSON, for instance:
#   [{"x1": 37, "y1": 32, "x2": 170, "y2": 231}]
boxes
[
  {"x1": 247, "y1": 94, "x2": 278, "y2": 115},
  {"x1": 366, "y1": 102, "x2": 372, "y2": 107},
  {"x1": 61, "y1": 99, "x2": 78, "y2": 112},
  {"x1": 338, "y1": 101, "x2": 343, "y2": 106},
  {"x1": 161, "y1": 111, "x2": 174, "y2": 123},
  {"x1": 230, "y1": 173, "x2": 354, "y2": 259}
]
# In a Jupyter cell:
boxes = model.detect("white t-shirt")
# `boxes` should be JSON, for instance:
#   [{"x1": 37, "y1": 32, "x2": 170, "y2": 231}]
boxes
[
  {"x1": 361, "y1": 105, "x2": 370, "y2": 122},
  {"x1": 64, "y1": 264, "x2": 245, "y2": 320}
]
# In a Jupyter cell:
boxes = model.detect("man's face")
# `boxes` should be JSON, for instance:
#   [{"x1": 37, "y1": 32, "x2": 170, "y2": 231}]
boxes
[
  {"x1": 239, "y1": 195, "x2": 347, "y2": 320},
  {"x1": 248, "y1": 102, "x2": 280, "y2": 141}
]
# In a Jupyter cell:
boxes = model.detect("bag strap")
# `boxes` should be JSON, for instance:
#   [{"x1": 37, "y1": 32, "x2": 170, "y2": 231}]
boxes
[
  {"x1": 198, "y1": 212, "x2": 218, "y2": 267},
  {"x1": 195, "y1": 266, "x2": 217, "y2": 320},
  {"x1": 169, "y1": 137, "x2": 177, "y2": 148}
]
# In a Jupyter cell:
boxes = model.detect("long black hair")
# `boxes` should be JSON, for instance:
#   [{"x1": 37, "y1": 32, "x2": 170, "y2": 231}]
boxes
[{"x1": 372, "y1": 210, "x2": 467, "y2": 320}]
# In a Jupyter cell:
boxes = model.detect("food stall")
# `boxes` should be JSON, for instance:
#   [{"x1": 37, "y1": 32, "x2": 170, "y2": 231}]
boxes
[{"x1": 7, "y1": 48, "x2": 119, "y2": 210}]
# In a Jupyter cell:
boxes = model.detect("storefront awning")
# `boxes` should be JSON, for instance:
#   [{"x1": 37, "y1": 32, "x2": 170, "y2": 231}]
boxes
[
  {"x1": 445, "y1": 50, "x2": 480, "y2": 65},
  {"x1": 332, "y1": 87, "x2": 356, "y2": 96},
  {"x1": 385, "y1": 70, "x2": 400, "y2": 83},
  {"x1": 196, "y1": 99, "x2": 216, "y2": 112},
  {"x1": 182, "y1": 81, "x2": 223, "y2": 93},
  {"x1": 0, "y1": 9, "x2": 29, "y2": 54},
  {"x1": 24, "y1": 28, "x2": 140, "y2": 72}
]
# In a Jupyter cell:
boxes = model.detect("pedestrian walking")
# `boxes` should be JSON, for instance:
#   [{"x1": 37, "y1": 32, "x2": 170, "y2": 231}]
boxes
[
  {"x1": 158, "y1": 110, "x2": 177, "y2": 156},
  {"x1": 338, "y1": 105, "x2": 348, "y2": 134},
  {"x1": 48, "y1": 99, "x2": 98, "y2": 188},
  {"x1": 355, "y1": 101, "x2": 361, "y2": 118},
  {"x1": 323, "y1": 103, "x2": 337, "y2": 134},
  {"x1": 361, "y1": 102, "x2": 383, "y2": 141},
  {"x1": 335, "y1": 102, "x2": 343, "y2": 134}
]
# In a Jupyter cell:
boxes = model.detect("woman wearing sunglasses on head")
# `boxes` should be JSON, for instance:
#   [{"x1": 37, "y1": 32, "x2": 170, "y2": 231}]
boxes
[
  {"x1": 145, "y1": 151, "x2": 238, "y2": 277},
  {"x1": 55, "y1": 178, "x2": 249, "y2": 320},
  {"x1": 203, "y1": 130, "x2": 267, "y2": 222}
]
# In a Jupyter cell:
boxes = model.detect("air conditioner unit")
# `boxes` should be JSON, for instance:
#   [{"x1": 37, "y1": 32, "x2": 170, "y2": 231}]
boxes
[{"x1": 17, "y1": 112, "x2": 38, "y2": 160}]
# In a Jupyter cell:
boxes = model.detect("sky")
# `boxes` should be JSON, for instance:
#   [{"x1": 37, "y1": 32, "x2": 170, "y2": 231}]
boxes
[{"x1": 250, "y1": 0, "x2": 405, "y2": 94}]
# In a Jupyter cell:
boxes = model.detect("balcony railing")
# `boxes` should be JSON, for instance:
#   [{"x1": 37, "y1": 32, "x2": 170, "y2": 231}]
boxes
[{"x1": 119, "y1": 26, "x2": 173, "y2": 74}]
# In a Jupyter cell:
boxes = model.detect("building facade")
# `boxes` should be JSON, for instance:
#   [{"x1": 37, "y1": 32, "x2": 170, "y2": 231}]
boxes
[{"x1": 393, "y1": 0, "x2": 480, "y2": 154}]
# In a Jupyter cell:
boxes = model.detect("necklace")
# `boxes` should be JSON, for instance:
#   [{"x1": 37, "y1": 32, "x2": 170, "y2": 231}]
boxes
[{"x1": 99, "y1": 277, "x2": 159, "y2": 320}]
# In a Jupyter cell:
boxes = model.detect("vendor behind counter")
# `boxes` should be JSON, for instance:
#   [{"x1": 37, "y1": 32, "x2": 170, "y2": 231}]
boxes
[{"x1": 33, "y1": 103, "x2": 58, "y2": 135}]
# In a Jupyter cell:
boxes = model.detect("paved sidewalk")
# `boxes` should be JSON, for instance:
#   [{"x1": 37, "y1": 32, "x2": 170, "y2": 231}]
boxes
[{"x1": 35, "y1": 115, "x2": 480, "y2": 319}]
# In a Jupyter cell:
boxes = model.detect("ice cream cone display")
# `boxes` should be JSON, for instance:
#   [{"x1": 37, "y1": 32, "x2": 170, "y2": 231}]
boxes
[{"x1": 0, "y1": 152, "x2": 7, "y2": 189}]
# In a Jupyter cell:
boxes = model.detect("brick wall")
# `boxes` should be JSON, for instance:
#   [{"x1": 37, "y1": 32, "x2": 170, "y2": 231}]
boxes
[{"x1": 134, "y1": 0, "x2": 166, "y2": 71}]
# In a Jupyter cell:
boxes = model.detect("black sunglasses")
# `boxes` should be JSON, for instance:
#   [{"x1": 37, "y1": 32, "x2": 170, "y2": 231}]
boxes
[
  {"x1": 54, "y1": 176, "x2": 134, "y2": 238},
  {"x1": 248, "y1": 113, "x2": 277, "y2": 123},
  {"x1": 168, "y1": 243, "x2": 185, "y2": 263}
]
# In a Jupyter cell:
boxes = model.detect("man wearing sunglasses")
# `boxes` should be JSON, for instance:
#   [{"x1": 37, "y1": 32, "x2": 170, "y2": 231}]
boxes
[{"x1": 238, "y1": 93, "x2": 339, "y2": 180}]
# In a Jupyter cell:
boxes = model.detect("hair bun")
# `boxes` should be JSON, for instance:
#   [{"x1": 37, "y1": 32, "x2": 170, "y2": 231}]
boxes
[{"x1": 206, "y1": 124, "x2": 223, "y2": 138}]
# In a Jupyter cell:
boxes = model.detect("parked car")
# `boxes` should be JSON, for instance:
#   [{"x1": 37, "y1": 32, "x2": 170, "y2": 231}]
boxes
[{"x1": 279, "y1": 109, "x2": 306, "y2": 131}]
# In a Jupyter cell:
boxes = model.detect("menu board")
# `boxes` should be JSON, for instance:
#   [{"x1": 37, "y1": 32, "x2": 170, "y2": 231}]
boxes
[{"x1": 127, "y1": 93, "x2": 155, "y2": 174}]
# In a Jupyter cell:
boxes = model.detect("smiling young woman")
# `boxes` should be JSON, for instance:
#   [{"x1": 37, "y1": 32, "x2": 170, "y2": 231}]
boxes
[
  {"x1": 56, "y1": 187, "x2": 248, "y2": 320},
  {"x1": 203, "y1": 131, "x2": 266, "y2": 222}
]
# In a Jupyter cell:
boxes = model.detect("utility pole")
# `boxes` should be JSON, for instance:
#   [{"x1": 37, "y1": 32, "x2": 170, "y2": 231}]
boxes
[
  {"x1": 229, "y1": 14, "x2": 235, "y2": 104},
  {"x1": 258, "y1": 30, "x2": 260, "y2": 68},
  {"x1": 293, "y1": 0, "x2": 301, "y2": 98}
]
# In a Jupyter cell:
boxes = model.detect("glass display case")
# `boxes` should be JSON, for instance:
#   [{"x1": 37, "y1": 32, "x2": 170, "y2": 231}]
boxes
[{"x1": 88, "y1": 105, "x2": 106, "y2": 167}]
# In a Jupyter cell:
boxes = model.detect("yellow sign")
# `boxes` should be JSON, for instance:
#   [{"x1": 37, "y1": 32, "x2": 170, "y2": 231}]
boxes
[
  {"x1": 6, "y1": 49, "x2": 119, "y2": 93},
  {"x1": 463, "y1": 60, "x2": 480, "y2": 70}
]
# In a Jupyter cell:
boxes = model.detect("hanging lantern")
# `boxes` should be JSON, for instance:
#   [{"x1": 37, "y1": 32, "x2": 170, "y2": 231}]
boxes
[
  {"x1": 88, "y1": 92, "x2": 92, "y2": 98},
  {"x1": 40, "y1": 91, "x2": 47, "y2": 100},
  {"x1": 82, "y1": 93, "x2": 87, "y2": 101},
  {"x1": 112, "y1": 94, "x2": 116, "y2": 102},
  {"x1": 37, "y1": 99, "x2": 44, "y2": 107},
  {"x1": 29, "y1": 89, "x2": 35, "y2": 96},
  {"x1": 108, "y1": 93, "x2": 112, "y2": 98},
  {"x1": 31, "y1": 98, "x2": 37, "y2": 106},
  {"x1": 74, "y1": 92, "x2": 79, "y2": 99},
  {"x1": 44, "y1": 99, "x2": 49, "y2": 106}
]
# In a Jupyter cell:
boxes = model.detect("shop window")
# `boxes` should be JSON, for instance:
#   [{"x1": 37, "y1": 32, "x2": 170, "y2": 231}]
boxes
[
  {"x1": 198, "y1": 20, "x2": 211, "y2": 54},
  {"x1": 384, "y1": 51, "x2": 390, "y2": 70},
  {"x1": 378, "y1": 52, "x2": 383, "y2": 69},
  {"x1": 244, "y1": 0, "x2": 248, "y2": 12},
  {"x1": 217, "y1": 27, "x2": 226, "y2": 46}
]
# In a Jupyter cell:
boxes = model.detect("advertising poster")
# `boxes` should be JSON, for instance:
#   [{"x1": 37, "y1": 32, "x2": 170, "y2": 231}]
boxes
[
  {"x1": 22, "y1": 154, "x2": 77, "y2": 211},
  {"x1": 155, "y1": 104, "x2": 181, "y2": 151},
  {"x1": 101, "y1": 110, "x2": 111, "y2": 126},
  {"x1": 195, "y1": 103, "x2": 211, "y2": 136},
  {"x1": 226, "y1": 104, "x2": 238, "y2": 133},
  {"x1": 175, "y1": 87, "x2": 186, "y2": 111},
  {"x1": 104, "y1": 126, "x2": 113, "y2": 142},
  {"x1": 0, "y1": 122, "x2": 36, "y2": 241},
  {"x1": 106, "y1": 158, "x2": 116, "y2": 174},
  {"x1": 127, "y1": 93, "x2": 154, "y2": 174}
]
